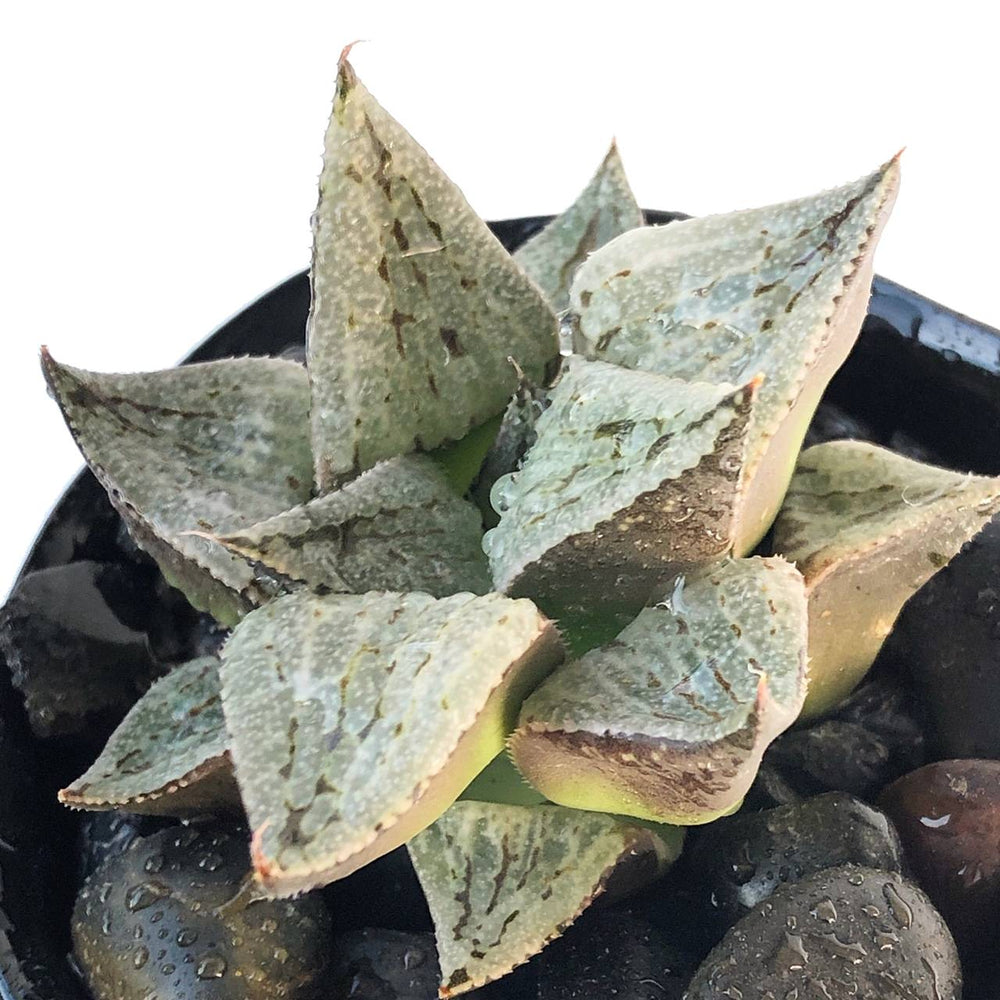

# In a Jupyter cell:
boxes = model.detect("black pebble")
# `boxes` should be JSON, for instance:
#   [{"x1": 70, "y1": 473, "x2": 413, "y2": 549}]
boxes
[
  {"x1": 536, "y1": 906, "x2": 693, "y2": 1000},
  {"x1": 889, "y1": 513, "x2": 1000, "y2": 759},
  {"x1": 687, "y1": 792, "x2": 903, "y2": 932},
  {"x1": 685, "y1": 865, "x2": 962, "y2": 999},
  {"x1": 72, "y1": 821, "x2": 331, "y2": 1000}
]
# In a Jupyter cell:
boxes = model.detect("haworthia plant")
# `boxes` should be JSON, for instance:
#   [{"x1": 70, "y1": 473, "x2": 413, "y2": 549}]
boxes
[
  {"x1": 513, "y1": 141, "x2": 643, "y2": 313},
  {"x1": 219, "y1": 589, "x2": 563, "y2": 894},
  {"x1": 407, "y1": 800, "x2": 680, "y2": 996},
  {"x1": 202, "y1": 455, "x2": 491, "y2": 598},
  {"x1": 773, "y1": 440, "x2": 1000, "y2": 719},
  {"x1": 483, "y1": 357, "x2": 757, "y2": 624},
  {"x1": 307, "y1": 52, "x2": 560, "y2": 490},
  {"x1": 35, "y1": 51, "x2": 916, "y2": 997},
  {"x1": 41, "y1": 351, "x2": 313, "y2": 625},
  {"x1": 510, "y1": 557, "x2": 808, "y2": 825},
  {"x1": 59, "y1": 657, "x2": 238, "y2": 816},
  {"x1": 569, "y1": 157, "x2": 900, "y2": 554}
]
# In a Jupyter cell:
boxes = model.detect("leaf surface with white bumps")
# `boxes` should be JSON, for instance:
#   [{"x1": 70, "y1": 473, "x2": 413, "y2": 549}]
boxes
[
  {"x1": 59, "y1": 657, "x2": 237, "y2": 816},
  {"x1": 774, "y1": 440, "x2": 1000, "y2": 718},
  {"x1": 206, "y1": 455, "x2": 491, "y2": 598},
  {"x1": 307, "y1": 54, "x2": 559, "y2": 489},
  {"x1": 570, "y1": 158, "x2": 900, "y2": 552},
  {"x1": 513, "y1": 142, "x2": 643, "y2": 312},
  {"x1": 219, "y1": 589, "x2": 563, "y2": 894},
  {"x1": 408, "y1": 800, "x2": 679, "y2": 996},
  {"x1": 510, "y1": 557, "x2": 808, "y2": 824},
  {"x1": 483, "y1": 357, "x2": 757, "y2": 622},
  {"x1": 41, "y1": 352, "x2": 313, "y2": 624}
]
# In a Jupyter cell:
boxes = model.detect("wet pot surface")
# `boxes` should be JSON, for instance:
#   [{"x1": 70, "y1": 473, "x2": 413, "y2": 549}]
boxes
[{"x1": 2, "y1": 212, "x2": 999, "y2": 1000}]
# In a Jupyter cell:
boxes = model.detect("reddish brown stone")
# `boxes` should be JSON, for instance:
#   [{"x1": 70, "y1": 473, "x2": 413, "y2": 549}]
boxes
[{"x1": 880, "y1": 759, "x2": 1000, "y2": 960}]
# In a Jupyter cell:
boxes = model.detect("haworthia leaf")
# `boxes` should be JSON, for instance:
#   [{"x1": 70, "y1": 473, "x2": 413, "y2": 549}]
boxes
[
  {"x1": 430, "y1": 414, "x2": 504, "y2": 496},
  {"x1": 773, "y1": 441, "x2": 1000, "y2": 719},
  {"x1": 513, "y1": 142, "x2": 643, "y2": 313},
  {"x1": 483, "y1": 357, "x2": 757, "y2": 622},
  {"x1": 204, "y1": 456, "x2": 491, "y2": 599},
  {"x1": 510, "y1": 557, "x2": 808, "y2": 825},
  {"x1": 219, "y1": 589, "x2": 563, "y2": 894},
  {"x1": 59, "y1": 657, "x2": 237, "y2": 816},
  {"x1": 307, "y1": 54, "x2": 559, "y2": 490},
  {"x1": 408, "y1": 800, "x2": 678, "y2": 996},
  {"x1": 569, "y1": 158, "x2": 900, "y2": 554},
  {"x1": 41, "y1": 352, "x2": 313, "y2": 624}
]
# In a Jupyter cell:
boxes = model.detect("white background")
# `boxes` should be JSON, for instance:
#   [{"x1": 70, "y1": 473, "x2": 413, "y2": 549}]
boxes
[{"x1": 3, "y1": 1, "x2": 999, "y2": 600}]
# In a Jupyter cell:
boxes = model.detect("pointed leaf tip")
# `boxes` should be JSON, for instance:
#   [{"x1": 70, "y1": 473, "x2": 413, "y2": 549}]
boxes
[
  {"x1": 510, "y1": 557, "x2": 808, "y2": 825},
  {"x1": 207, "y1": 455, "x2": 492, "y2": 599},
  {"x1": 41, "y1": 354, "x2": 313, "y2": 623},
  {"x1": 307, "y1": 61, "x2": 559, "y2": 489},
  {"x1": 570, "y1": 160, "x2": 900, "y2": 553},
  {"x1": 775, "y1": 440, "x2": 1000, "y2": 718},
  {"x1": 58, "y1": 656, "x2": 237, "y2": 816},
  {"x1": 514, "y1": 142, "x2": 642, "y2": 312},
  {"x1": 484, "y1": 357, "x2": 758, "y2": 623},
  {"x1": 220, "y1": 590, "x2": 563, "y2": 894},
  {"x1": 409, "y1": 800, "x2": 677, "y2": 995}
]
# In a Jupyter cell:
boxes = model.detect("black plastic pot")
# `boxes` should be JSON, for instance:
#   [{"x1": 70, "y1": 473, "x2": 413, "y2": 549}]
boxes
[{"x1": 2, "y1": 212, "x2": 999, "y2": 1000}]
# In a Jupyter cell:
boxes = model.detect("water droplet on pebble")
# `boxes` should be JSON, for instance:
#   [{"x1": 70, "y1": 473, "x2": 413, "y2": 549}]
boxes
[
  {"x1": 919, "y1": 814, "x2": 951, "y2": 829},
  {"x1": 126, "y1": 882, "x2": 169, "y2": 913},
  {"x1": 196, "y1": 953, "x2": 228, "y2": 980},
  {"x1": 133, "y1": 945, "x2": 149, "y2": 969},
  {"x1": 810, "y1": 898, "x2": 838, "y2": 924},
  {"x1": 403, "y1": 946, "x2": 426, "y2": 969},
  {"x1": 811, "y1": 931, "x2": 867, "y2": 963},
  {"x1": 882, "y1": 882, "x2": 914, "y2": 929},
  {"x1": 776, "y1": 931, "x2": 809, "y2": 969},
  {"x1": 876, "y1": 929, "x2": 900, "y2": 951},
  {"x1": 176, "y1": 928, "x2": 199, "y2": 948},
  {"x1": 144, "y1": 853, "x2": 165, "y2": 873}
]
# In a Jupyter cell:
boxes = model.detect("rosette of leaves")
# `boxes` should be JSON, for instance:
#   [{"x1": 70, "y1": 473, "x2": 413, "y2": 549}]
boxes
[{"x1": 39, "y1": 47, "x2": 978, "y2": 999}]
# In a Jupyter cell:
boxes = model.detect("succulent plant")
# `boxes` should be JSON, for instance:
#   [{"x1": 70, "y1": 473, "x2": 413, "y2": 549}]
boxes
[{"x1": 32, "y1": 47, "x2": 996, "y2": 998}]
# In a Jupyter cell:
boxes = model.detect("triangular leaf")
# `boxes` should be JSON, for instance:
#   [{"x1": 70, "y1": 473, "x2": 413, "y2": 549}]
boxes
[
  {"x1": 483, "y1": 357, "x2": 757, "y2": 622},
  {"x1": 219, "y1": 589, "x2": 563, "y2": 894},
  {"x1": 773, "y1": 440, "x2": 1000, "y2": 718},
  {"x1": 513, "y1": 142, "x2": 643, "y2": 313},
  {"x1": 59, "y1": 656, "x2": 237, "y2": 816},
  {"x1": 569, "y1": 158, "x2": 900, "y2": 553},
  {"x1": 203, "y1": 455, "x2": 491, "y2": 599},
  {"x1": 510, "y1": 557, "x2": 808, "y2": 824},
  {"x1": 407, "y1": 800, "x2": 678, "y2": 996},
  {"x1": 307, "y1": 54, "x2": 559, "y2": 489},
  {"x1": 41, "y1": 352, "x2": 313, "y2": 624}
]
